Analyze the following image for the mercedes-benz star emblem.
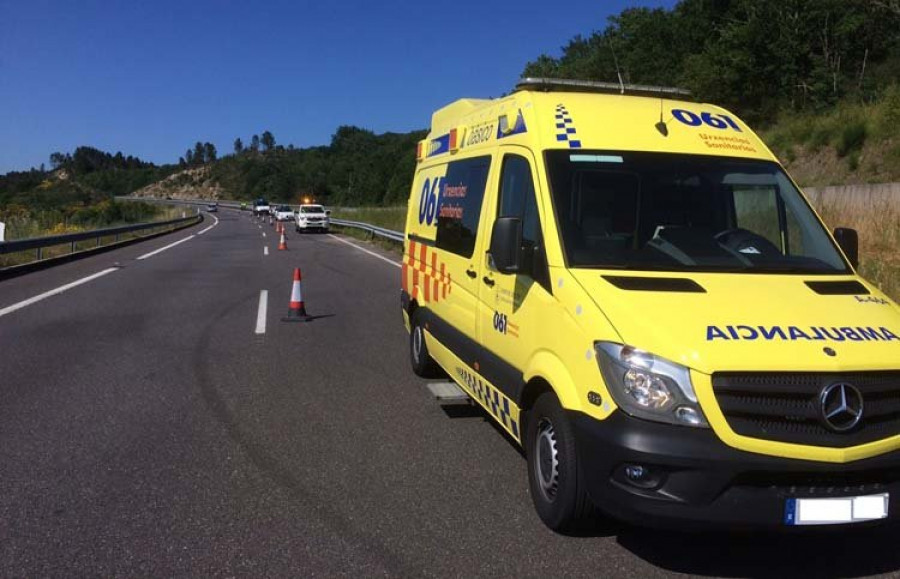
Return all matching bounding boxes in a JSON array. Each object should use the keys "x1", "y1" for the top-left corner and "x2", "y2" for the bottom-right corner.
[{"x1": 819, "y1": 383, "x2": 864, "y2": 432}]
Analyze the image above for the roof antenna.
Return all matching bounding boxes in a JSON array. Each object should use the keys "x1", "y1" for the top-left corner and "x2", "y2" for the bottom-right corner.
[
  {"x1": 655, "y1": 98, "x2": 669, "y2": 137},
  {"x1": 607, "y1": 37, "x2": 625, "y2": 94}
]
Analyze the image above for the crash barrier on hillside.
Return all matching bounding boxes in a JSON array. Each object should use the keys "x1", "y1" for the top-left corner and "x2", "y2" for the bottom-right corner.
[
  {"x1": 328, "y1": 218, "x2": 404, "y2": 243},
  {"x1": 0, "y1": 213, "x2": 202, "y2": 276}
]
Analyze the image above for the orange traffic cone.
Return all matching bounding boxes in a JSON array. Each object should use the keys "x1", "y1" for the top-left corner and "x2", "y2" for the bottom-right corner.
[
  {"x1": 278, "y1": 230, "x2": 287, "y2": 250},
  {"x1": 283, "y1": 268, "x2": 310, "y2": 322}
]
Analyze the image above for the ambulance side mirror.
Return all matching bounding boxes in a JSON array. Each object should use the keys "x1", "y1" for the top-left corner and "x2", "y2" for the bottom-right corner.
[
  {"x1": 833, "y1": 227, "x2": 859, "y2": 269},
  {"x1": 490, "y1": 217, "x2": 523, "y2": 274}
]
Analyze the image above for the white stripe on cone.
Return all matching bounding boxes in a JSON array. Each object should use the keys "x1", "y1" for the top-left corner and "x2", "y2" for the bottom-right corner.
[{"x1": 291, "y1": 280, "x2": 303, "y2": 305}]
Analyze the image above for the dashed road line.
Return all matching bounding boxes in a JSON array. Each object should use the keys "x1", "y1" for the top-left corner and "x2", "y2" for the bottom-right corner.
[
  {"x1": 255, "y1": 290, "x2": 268, "y2": 334},
  {"x1": 264, "y1": 246, "x2": 269, "y2": 256},
  {"x1": 0, "y1": 268, "x2": 119, "y2": 319},
  {"x1": 327, "y1": 234, "x2": 401, "y2": 269}
]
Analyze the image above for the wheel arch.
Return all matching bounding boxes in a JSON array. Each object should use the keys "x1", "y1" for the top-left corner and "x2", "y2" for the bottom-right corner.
[{"x1": 523, "y1": 350, "x2": 584, "y2": 413}]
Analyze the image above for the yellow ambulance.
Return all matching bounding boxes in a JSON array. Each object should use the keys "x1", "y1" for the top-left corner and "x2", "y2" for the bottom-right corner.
[{"x1": 401, "y1": 78, "x2": 900, "y2": 531}]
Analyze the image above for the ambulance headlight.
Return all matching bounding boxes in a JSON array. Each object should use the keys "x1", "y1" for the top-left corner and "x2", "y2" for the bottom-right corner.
[{"x1": 595, "y1": 342, "x2": 709, "y2": 428}]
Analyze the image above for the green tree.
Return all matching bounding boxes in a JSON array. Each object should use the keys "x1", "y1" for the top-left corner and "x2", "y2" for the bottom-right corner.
[
  {"x1": 50, "y1": 152, "x2": 67, "y2": 169},
  {"x1": 250, "y1": 134, "x2": 260, "y2": 153},
  {"x1": 261, "y1": 131, "x2": 275, "y2": 151},
  {"x1": 204, "y1": 142, "x2": 217, "y2": 163},
  {"x1": 234, "y1": 137, "x2": 243, "y2": 154}
]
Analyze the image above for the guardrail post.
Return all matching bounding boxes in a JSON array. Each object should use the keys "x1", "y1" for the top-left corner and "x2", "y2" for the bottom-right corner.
[
  {"x1": 37, "y1": 247, "x2": 42, "y2": 260},
  {"x1": 71, "y1": 241, "x2": 76, "y2": 253}
]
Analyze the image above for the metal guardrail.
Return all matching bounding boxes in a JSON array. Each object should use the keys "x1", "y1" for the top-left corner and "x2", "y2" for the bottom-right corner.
[
  {"x1": 0, "y1": 214, "x2": 202, "y2": 260},
  {"x1": 115, "y1": 196, "x2": 244, "y2": 210},
  {"x1": 118, "y1": 195, "x2": 406, "y2": 243},
  {"x1": 329, "y1": 218, "x2": 404, "y2": 243}
]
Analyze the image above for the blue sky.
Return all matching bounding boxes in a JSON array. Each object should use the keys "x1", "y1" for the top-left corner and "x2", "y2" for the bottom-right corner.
[{"x1": 1, "y1": 0, "x2": 676, "y2": 173}]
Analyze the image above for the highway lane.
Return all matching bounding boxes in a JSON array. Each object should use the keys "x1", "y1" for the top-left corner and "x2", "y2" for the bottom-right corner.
[{"x1": 2, "y1": 210, "x2": 900, "y2": 576}]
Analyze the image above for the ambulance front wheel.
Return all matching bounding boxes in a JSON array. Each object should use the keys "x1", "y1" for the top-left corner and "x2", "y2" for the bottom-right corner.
[
  {"x1": 526, "y1": 391, "x2": 596, "y2": 533},
  {"x1": 410, "y1": 311, "x2": 441, "y2": 378}
]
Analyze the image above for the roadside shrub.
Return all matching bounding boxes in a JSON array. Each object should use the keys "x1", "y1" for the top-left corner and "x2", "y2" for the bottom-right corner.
[
  {"x1": 807, "y1": 126, "x2": 833, "y2": 152},
  {"x1": 836, "y1": 122, "x2": 867, "y2": 158}
]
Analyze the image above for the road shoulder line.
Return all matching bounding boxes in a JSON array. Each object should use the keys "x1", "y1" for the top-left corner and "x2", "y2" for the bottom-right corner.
[
  {"x1": 326, "y1": 234, "x2": 401, "y2": 269},
  {"x1": 0, "y1": 267, "x2": 119, "y2": 319}
]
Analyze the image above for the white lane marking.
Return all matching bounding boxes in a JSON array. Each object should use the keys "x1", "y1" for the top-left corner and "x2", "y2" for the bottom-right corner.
[
  {"x1": 0, "y1": 268, "x2": 119, "y2": 319},
  {"x1": 264, "y1": 246, "x2": 269, "y2": 256},
  {"x1": 262, "y1": 232, "x2": 266, "y2": 238},
  {"x1": 136, "y1": 235, "x2": 196, "y2": 260},
  {"x1": 197, "y1": 212, "x2": 220, "y2": 235},
  {"x1": 327, "y1": 234, "x2": 401, "y2": 269},
  {"x1": 255, "y1": 290, "x2": 268, "y2": 334}
]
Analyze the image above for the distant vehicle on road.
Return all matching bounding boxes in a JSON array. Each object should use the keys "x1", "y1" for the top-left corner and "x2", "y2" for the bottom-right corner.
[
  {"x1": 295, "y1": 204, "x2": 330, "y2": 233},
  {"x1": 275, "y1": 205, "x2": 294, "y2": 221},
  {"x1": 252, "y1": 198, "x2": 270, "y2": 216},
  {"x1": 206, "y1": 203, "x2": 218, "y2": 212}
]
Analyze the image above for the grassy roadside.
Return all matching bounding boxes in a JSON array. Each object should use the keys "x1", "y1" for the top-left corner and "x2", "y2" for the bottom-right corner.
[
  {"x1": 332, "y1": 203, "x2": 898, "y2": 302},
  {"x1": 762, "y1": 86, "x2": 900, "y2": 186},
  {"x1": 0, "y1": 203, "x2": 193, "y2": 268}
]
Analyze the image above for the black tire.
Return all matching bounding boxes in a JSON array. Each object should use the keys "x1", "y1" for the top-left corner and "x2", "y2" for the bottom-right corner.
[
  {"x1": 409, "y1": 310, "x2": 441, "y2": 378},
  {"x1": 525, "y1": 391, "x2": 596, "y2": 533}
]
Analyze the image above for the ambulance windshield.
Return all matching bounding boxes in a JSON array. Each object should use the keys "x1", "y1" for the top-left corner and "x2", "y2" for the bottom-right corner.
[{"x1": 545, "y1": 151, "x2": 849, "y2": 274}]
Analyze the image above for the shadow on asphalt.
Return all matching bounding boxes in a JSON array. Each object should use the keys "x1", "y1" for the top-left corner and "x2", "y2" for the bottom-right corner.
[
  {"x1": 279, "y1": 314, "x2": 336, "y2": 323},
  {"x1": 614, "y1": 524, "x2": 900, "y2": 577},
  {"x1": 445, "y1": 400, "x2": 900, "y2": 577}
]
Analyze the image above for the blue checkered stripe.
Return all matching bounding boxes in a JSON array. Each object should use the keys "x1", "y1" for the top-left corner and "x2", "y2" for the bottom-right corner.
[
  {"x1": 455, "y1": 367, "x2": 519, "y2": 439},
  {"x1": 554, "y1": 104, "x2": 582, "y2": 148}
]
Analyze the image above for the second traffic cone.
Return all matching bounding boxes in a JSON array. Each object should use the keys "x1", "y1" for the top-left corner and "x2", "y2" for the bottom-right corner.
[
  {"x1": 278, "y1": 230, "x2": 287, "y2": 250},
  {"x1": 283, "y1": 268, "x2": 310, "y2": 322}
]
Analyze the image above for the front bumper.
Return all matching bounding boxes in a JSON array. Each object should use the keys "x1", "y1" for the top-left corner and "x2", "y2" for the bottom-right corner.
[{"x1": 573, "y1": 411, "x2": 900, "y2": 529}]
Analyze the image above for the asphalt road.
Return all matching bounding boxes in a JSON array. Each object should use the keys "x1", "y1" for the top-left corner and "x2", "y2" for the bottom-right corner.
[{"x1": 2, "y1": 209, "x2": 900, "y2": 577}]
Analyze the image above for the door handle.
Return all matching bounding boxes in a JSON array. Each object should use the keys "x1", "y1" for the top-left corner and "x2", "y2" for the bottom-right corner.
[
  {"x1": 466, "y1": 268, "x2": 477, "y2": 279},
  {"x1": 482, "y1": 276, "x2": 495, "y2": 287}
]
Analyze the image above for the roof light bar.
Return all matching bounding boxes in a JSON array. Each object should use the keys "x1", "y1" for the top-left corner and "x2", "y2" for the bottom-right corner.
[{"x1": 516, "y1": 77, "x2": 691, "y2": 98}]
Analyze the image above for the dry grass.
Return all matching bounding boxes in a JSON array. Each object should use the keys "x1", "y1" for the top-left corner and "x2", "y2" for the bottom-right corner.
[
  {"x1": 812, "y1": 194, "x2": 900, "y2": 301},
  {"x1": 0, "y1": 205, "x2": 194, "y2": 269}
]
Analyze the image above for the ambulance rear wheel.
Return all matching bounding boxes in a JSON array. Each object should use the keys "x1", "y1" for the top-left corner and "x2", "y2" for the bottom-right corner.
[
  {"x1": 410, "y1": 311, "x2": 441, "y2": 378},
  {"x1": 526, "y1": 391, "x2": 595, "y2": 533}
]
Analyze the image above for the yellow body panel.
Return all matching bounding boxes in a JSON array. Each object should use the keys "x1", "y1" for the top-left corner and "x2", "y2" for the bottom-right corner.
[{"x1": 404, "y1": 87, "x2": 900, "y2": 464}]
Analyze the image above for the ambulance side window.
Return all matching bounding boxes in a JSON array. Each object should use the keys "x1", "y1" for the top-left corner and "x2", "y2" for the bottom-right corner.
[
  {"x1": 435, "y1": 156, "x2": 491, "y2": 258},
  {"x1": 498, "y1": 155, "x2": 550, "y2": 291}
]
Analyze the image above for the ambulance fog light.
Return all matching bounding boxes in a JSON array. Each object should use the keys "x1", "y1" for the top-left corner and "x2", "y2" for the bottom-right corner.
[
  {"x1": 616, "y1": 464, "x2": 663, "y2": 490},
  {"x1": 625, "y1": 464, "x2": 647, "y2": 481}
]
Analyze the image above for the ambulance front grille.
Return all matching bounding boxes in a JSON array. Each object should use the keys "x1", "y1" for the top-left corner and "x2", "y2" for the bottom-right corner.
[{"x1": 711, "y1": 372, "x2": 900, "y2": 448}]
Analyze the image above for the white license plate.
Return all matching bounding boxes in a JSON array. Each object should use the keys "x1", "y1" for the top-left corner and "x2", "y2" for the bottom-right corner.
[{"x1": 785, "y1": 493, "x2": 889, "y2": 525}]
